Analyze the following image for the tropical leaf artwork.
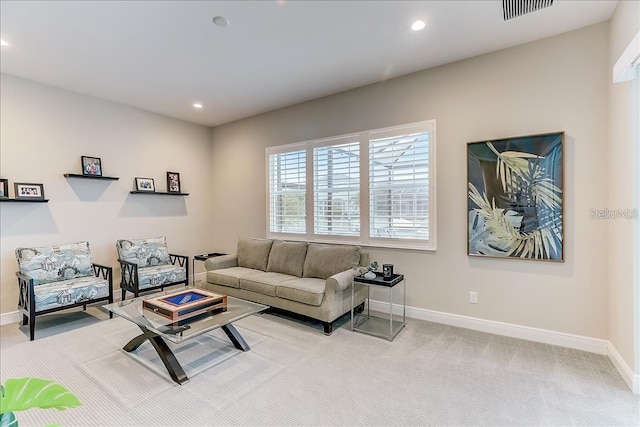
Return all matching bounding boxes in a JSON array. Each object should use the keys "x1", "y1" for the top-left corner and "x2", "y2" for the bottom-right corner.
[{"x1": 467, "y1": 132, "x2": 564, "y2": 261}]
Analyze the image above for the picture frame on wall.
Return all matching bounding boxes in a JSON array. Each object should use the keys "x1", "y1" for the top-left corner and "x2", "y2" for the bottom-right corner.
[
  {"x1": 166, "y1": 172, "x2": 181, "y2": 193},
  {"x1": 467, "y1": 131, "x2": 564, "y2": 262},
  {"x1": 81, "y1": 156, "x2": 102, "y2": 177},
  {"x1": 0, "y1": 179, "x2": 8, "y2": 198},
  {"x1": 14, "y1": 182, "x2": 45, "y2": 200},
  {"x1": 135, "y1": 177, "x2": 155, "y2": 192}
]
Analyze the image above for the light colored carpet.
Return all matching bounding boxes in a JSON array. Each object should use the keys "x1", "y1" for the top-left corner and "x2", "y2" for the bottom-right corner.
[{"x1": 0, "y1": 307, "x2": 638, "y2": 427}]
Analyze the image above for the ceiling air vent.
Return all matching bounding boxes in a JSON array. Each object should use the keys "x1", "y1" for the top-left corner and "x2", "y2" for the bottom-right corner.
[{"x1": 503, "y1": 0, "x2": 554, "y2": 21}]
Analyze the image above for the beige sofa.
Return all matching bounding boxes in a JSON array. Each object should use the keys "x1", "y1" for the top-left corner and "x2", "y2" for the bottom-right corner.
[{"x1": 202, "y1": 238, "x2": 368, "y2": 334}]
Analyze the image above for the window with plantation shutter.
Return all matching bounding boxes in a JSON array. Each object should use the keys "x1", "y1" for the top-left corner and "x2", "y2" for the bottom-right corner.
[
  {"x1": 369, "y1": 130, "x2": 430, "y2": 241},
  {"x1": 314, "y1": 139, "x2": 360, "y2": 236},
  {"x1": 266, "y1": 120, "x2": 436, "y2": 250},
  {"x1": 268, "y1": 148, "x2": 306, "y2": 234}
]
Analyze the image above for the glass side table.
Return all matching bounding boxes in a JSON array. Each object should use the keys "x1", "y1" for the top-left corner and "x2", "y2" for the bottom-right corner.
[
  {"x1": 351, "y1": 272, "x2": 406, "y2": 341},
  {"x1": 192, "y1": 252, "x2": 226, "y2": 285}
]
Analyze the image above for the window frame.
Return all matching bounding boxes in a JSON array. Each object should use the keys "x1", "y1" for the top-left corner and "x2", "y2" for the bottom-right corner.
[{"x1": 266, "y1": 120, "x2": 437, "y2": 251}]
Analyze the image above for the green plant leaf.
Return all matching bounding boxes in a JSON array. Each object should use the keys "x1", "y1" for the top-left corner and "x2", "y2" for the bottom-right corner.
[{"x1": 0, "y1": 378, "x2": 81, "y2": 414}]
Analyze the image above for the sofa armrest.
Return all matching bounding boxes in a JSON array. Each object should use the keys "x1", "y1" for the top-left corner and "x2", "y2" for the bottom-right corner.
[
  {"x1": 92, "y1": 263, "x2": 113, "y2": 298},
  {"x1": 16, "y1": 272, "x2": 34, "y2": 293},
  {"x1": 16, "y1": 271, "x2": 33, "y2": 285},
  {"x1": 326, "y1": 268, "x2": 361, "y2": 292},
  {"x1": 92, "y1": 262, "x2": 112, "y2": 281},
  {"x1": 169, "y1": 253, "x2": 188, "y2": 267},
  {"x1": 118, "y1": 258, "x2": 137, "y2": 267},
  {"x1": 16, "y1": 272, "x2": 36, "y2": 313},
  {"x1": 205, "y1": 254, "x2": 238, "y2": 270},
  {"x1": 118, "y1": 258, "x2": 139, "y2": 287}
]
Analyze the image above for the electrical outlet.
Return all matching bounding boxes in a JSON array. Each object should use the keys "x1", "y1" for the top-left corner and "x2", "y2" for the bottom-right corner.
[{"x1": 469, "y1": 291, "x2": 478, "y2": 304}]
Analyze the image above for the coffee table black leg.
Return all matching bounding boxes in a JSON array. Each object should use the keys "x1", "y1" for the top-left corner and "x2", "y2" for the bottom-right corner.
[
  {"x1": 123, "y1": 326, "x2": 189, "y2": 385},
  {"x1": 222, "y1": 324, "x2": 250, "y2": 351},
  {"x1": 122, "y1": 332, "x2": 150, "y2": 352}
]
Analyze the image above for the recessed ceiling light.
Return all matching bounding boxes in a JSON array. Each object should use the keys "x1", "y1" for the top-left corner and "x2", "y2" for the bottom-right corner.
[
  {"x1": 411, "y1": 20, "x2": 426, "y2": 31},
  {"x1": 193, "y1": 103, "x2": 203, "y2": 109},
  {"x1": 212, "y1": 16, "x2": 230, "y2": 27},
  {"x1": 0, "y1": 39, "x2": 9, "y2": 46}
]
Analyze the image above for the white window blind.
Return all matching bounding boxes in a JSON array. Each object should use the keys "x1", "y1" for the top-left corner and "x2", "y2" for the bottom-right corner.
[
  {"x1": 266, "y1": 119, "x2": 436, "y2": 250},
  {"x1": 314, "y1": 140, "x2": 360, "y2": 236},
  {"x1": 369, "y1": 131, "x2": 430, "y2": 241},
  {"x1": 268, "y1": 149, "x2": 306, "y2": 234}
]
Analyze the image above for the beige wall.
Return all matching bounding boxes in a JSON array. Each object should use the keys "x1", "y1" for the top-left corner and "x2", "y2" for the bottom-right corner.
[
  {"x1": 0, "y1": 74, "x2": 213, "y2": 315},
  {"x1": 210, "y1": 23, "x2": 611, "y2": 339},
  {"x1": 608, "y1": 0, "x2": 640, "y2": 373}
]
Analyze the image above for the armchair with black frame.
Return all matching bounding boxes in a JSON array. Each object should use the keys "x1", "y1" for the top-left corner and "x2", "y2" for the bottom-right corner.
[
  {"x1": 15, "y1": 241, "x2": 113, "y2": 341},
  {"x1": 115, "y1": 236, "x2": 188, "y2": 300}
]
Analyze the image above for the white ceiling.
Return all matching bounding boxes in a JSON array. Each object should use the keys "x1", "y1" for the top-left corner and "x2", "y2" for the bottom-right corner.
[{"x1": 0, "y1": 1, "x2": 618, "y2": 127}]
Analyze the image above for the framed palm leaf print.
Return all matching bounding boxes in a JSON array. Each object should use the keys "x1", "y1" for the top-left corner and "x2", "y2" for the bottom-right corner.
[{"x1": 467, "y1": 131, "x2": 564, "y2": 262}]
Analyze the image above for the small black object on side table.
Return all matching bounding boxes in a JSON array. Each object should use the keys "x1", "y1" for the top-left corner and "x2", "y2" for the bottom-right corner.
[
  {"x1": 351, "y1": 272, "x2": 406, "y2": 341},
  {"x1": 192, "y1": 252, "x2": 226, "y2": 285}
]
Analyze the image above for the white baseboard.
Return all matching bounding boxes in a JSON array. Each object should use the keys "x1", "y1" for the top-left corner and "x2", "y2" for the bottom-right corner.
[
  {"x1": 1, "y1": 310, "x2": 21, "y2": 326},
  {"x1": 607, "y1": 342, "x2": 640, "y2": 394},
  {"x1": 368, "y1": 299, "x2": 639, "y2": 394},
  {"x1": 368, "y1": 299, "x2": 609, "y2": 353}
]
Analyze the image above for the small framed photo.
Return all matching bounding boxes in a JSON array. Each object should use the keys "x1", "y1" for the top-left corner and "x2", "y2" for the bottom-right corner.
[
  {"x1": 167, "y1": 172, "x2": 181, "y2": 193},
  {"x1": 81, "y1": 156, "x2": 102, "y2": 177},
  {"x1": 382, "y1": 264, "x2": 394, "y2": 278},
  {"x1": 135, "y1": 177, "x2": 155, "y2": 192},
  {"x1": 14, "y1": 182, "x2": 45, "y2": 200},
  {"x1": 0, "y1": 179, "x2": 8, "y2": 198}
]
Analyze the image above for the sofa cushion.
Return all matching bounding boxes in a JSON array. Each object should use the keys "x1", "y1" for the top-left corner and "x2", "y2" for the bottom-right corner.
[
  {"x1": 302, "y1": 244, "x2": 361, "y2": 280},
  {"x1": 15, "y1": 241, "x2": 94, "y2": 285},
  {"x1": 237, "y1": 238, "x2": 273, "y2": 271},
  {"x1": 137, "y1": 264, "x2": 186, "y2": 290},
  {"x1": 116, "y1": 237, "x2": 170, "y2": 267},
  {"x1": 276, "y1": 277, "x2": 325, "y2": 306},
  {"x1": 33, "y1": 276, "x2": 110, "y2": 312},
  {"x1": 240, "y1": 271, "x2": 296, "y2": 297},
  {"x1": 266, "y1": 240, "x2": 308, "y2": 277},
  {"x1": 207, "y1": 267, "x2": 262, "y2": 289}
]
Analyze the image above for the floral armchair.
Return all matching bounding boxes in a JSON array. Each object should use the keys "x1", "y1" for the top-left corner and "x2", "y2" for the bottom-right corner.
[
  {"x1": 115, "y1": 236, "x2": 188, "y2": 299},
  {"x1": 15, "y1": 241, "x2": 113, "y2": 341}
]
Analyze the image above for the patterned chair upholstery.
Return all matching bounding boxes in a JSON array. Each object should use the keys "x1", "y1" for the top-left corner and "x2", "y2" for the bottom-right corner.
[
  {"x1": 15, "y1": 241, "x2": 113, "y2": 341},
  {"x1": 115, "y1": 236, "x2": 188, "y2": 299}
]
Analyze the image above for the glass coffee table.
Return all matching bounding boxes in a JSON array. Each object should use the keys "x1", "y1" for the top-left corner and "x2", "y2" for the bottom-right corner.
[{"x1": 104, "y1": 289, "x2": 268, "y2": 385}]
